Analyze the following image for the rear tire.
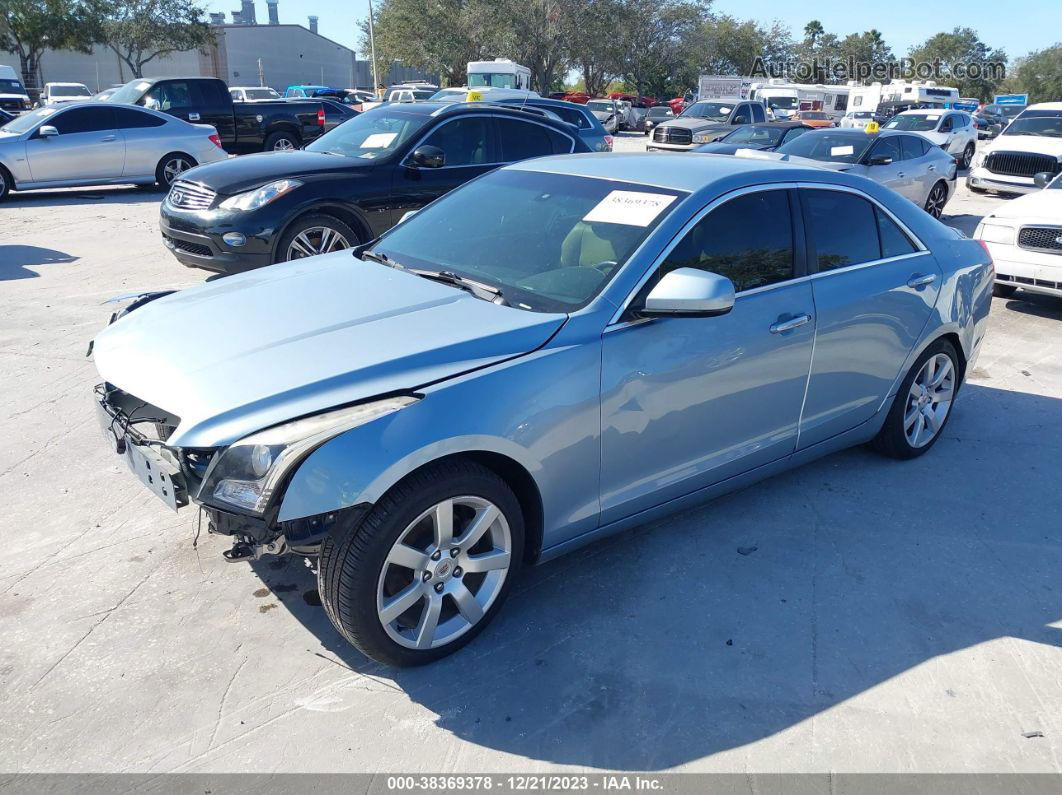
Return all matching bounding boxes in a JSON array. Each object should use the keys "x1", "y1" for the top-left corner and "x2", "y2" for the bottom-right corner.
[
  {"x1": 275, "y1": 213, "x2": 359, "y2": 263},
  {"x1": 0, "y1": 164, "x2": 11, "y2": 201},
  {"x1": 924, "y1": 181, "x2": 948, "y2": 219},
  {"x1": 318, "y1": 460, "x2": 525, "y2": 666},
  {"x1": 155, "y1": 153, "x2": 196, "y2": 189},
  {"x1": 993, "y1": 283, "x2": 1018, "y2": 298},
  {"x1": 264, "y1": 131, "x2": 300, "y2": 151},
  {"x1": 869, "y1": 339, "x2": 959, "y2": 460}
]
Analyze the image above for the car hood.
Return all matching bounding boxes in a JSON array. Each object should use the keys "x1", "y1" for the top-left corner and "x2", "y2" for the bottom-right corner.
[
  {"x1": 695, "y1": 142, "x2": 769, "y2": 155},
  {"x1": 178, "y1": 150, "x2": 371, "y2": 195},
  {"x1": 984, "y1": 188, "x2": 1062, "y2": 222},
  {"x1": 985, "y1": 135, "x2": 1062, "y2": 158},
  {"x1": 92, "y1": 253, "x2": 567, "y2": 448}
]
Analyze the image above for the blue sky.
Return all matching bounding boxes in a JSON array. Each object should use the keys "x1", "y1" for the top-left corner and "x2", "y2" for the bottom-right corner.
[{"x1": 210, "y1": 0, "x2": 1058, "y2": 63}]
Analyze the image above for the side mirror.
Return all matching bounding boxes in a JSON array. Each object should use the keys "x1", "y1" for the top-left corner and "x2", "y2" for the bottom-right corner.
[
  {"x1": 732, "y1": 115, "x2": 748, "y2": 125},
  {"x1": 38, "y1": 125, "x2": 59, "y2": 137},
  {"x1": 641, "y1": 268, "x2": 735, "y2": 318},
  {"x1": 868, "y1": 154, "x2": 893, "y2": 166},
  {"x1": 1033, "y1": 171, "x2": 1053, "y2": 189},
  {"x1": 410, "y1": 145, "x2": 445, "y2": 169}
]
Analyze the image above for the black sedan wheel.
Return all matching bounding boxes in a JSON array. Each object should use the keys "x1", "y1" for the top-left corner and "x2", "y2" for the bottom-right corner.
[
  {"x1": 276, "y1": 213, "x2": 359, "y2": 262},
  {"x1": 924, "y1": 182, "x2": 948, "y2": 219}
]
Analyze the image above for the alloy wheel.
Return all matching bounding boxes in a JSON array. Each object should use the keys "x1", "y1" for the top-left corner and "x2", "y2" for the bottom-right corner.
[
  {"x1": 925, "y1": 184, "x2": 947, "y2": 219},
  {"x1": 273, "y1": 137, "x2": 296, "y2": 151},
  {"x1": 904, "y1": 353, "x2": 955, "y2": 448},
  {"x1": 163, "y1": 157, "x2": 190, "y2": 186},
  {"x1": 285, "y1": 226, "x2": 350, "y2": 259},
  {"x1": 376, "y1": 496, "x2": 512, "y2": 650}
]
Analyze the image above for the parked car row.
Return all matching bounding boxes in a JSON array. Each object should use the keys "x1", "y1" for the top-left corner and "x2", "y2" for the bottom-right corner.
[{"x1": 90, "y1": 149, "x2": 994, "y2": 666}]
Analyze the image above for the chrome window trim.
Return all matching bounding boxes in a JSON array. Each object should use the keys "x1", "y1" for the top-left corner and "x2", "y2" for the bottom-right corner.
[
  {"x1": 401, "y1": 112, "x2": 575, "y2": 171},
  {"x1": 607, "y1": 181, "x2": 930, "y2": 328}
]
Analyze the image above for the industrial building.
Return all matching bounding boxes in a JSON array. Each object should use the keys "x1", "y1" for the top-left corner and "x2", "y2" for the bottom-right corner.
[{"x1": 0, "y1": 0, "x2": 434, "y2": 95}]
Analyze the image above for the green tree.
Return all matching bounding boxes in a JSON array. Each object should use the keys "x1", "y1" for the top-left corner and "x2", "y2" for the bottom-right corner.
[
  {"x1": 0, "y1": 0, "x2": 102, "y2": 93},
  {"x1": 1004, "y1": 44, "x2": 1062, "y2": 103},
  {"x1": 100, "y1": 0, "x2": 213, "y2": 79},
  {"x1": 566, "y1": 0, "x2": 626, "y2": 97},
  {"x1": 615, "y1": 0, "x2": 707, "y2": 99},
  {"x1": 803, "y1": 20, "x2": 824, "y2": 48},
  {"x1": 908, "y1": 27, "x2": 1007, "y2": 99},
  {"x1": 836, "y1": 29, "x2": 895, "y2": 83},
  {"x1": 494, "y1": 0, "x2": 574, "y2": 93}
]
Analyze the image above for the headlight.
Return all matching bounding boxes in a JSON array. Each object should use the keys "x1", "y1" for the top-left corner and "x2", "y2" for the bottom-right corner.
[
  {"x1": 219, "y1": 178, "x2": 302, "y2": 211},
  {"x1": 692, "y1": 132, "x2": 713, "y2": 143},
  {"x1": 977, "y1": 223, "x2": 1015, "y2": 245},
  {"x1": 201, "y1": 395, "x2": 419, "y2": 514},
  {"x1": 972, "y1": 150, "x2": 986, "y2": 168}
]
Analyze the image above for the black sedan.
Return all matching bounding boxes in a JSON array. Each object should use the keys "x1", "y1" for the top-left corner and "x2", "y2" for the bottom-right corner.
[
  {"x1": 693, "y1": 122, "x2": 812, "y2": 155},
  {"x1": 160, "y1": 102, "x2": 590, "y2": 274}
]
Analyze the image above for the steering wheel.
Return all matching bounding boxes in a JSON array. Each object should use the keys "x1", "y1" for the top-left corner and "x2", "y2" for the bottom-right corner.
[{"x1": 591, "y1": 260, "x2": 619, "y2": 275}]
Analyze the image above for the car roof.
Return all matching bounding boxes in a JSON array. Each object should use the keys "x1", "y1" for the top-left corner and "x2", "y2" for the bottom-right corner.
[
  {"x1": 1026, "y1": 102, "x2": 1062, "y2": 111},
  {"x1": 506, "y1": 151, "x2": 855, "y2": 192},
  {"x1": 744, "y1": 121, "x2": 807, "y2": 129}
]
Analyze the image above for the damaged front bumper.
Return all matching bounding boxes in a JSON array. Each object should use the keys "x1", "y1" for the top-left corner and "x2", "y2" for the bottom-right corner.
[{"x1": 94, "y1": 383, "x2": 364, "y2": 560}]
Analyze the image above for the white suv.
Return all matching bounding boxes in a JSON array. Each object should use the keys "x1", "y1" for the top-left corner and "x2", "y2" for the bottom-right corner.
[
  {"x1": 882, "y1": 110, "x2": 978, "y2": 169},
  {"x1": 967, "y1": 103, "x2": 1062, "y2": 195}
]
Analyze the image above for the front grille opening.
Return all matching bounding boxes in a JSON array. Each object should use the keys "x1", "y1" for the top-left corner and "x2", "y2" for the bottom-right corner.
[
  {"x1": 164, "y1": 234, "x2": 213, "y2": 258},
  {"x1": 1018, "y1": 227, "x2": 1062, "y2": 254},
  {"x1": 985, "y1": 151, "x2": 1061, "y2": 179},
  {"x1": 167, "y1": 180, "x2": 218, "y2": 210},
  {"x1": 98, "y1": 384, "x2": 181, "y2": 443}
]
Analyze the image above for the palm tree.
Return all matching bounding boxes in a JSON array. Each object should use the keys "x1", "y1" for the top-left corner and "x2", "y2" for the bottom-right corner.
[{"x1": 804, "y1": 20, "x2": 824, "y2": 47}]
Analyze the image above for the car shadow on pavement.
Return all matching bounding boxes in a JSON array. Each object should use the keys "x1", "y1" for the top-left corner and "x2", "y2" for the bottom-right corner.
[
  {"x1": 941, "y1": 213, "x2": 983, "y2": 238},
  {"x1": 6, "y1": 186, "x2": 163, "y2": 207},
  {"x1": 0, "y1": 245, "x2": 79, "y2": 281},
  {"x1": 1001, "y1": 292, "x2": 1062, "y2": 320},
  {"x1": 251, "y1": 382, "x2": 1061, "y2": 770}
]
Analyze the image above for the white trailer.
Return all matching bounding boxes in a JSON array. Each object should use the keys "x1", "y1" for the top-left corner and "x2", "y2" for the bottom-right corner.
[
  {"x1": 750, "y1": 79, "x2": 857, "y2": 122},
  {"x1": 467, "y1": 59, "x2": 532, "y2": 91},
  {"x1": 849, "y1": 80, "x2": 959, "y2": 113}
]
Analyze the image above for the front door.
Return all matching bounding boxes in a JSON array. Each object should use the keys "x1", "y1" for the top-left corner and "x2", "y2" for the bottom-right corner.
[
  {"x1": 797, "y1": 187, "x2": 942, "y2": 448},
  {"x1": 599, "y1": 188, "x2": 816, "y2": 524},
  {"x1": 856, "y1": 136, "x2": 917, "y2": 200},
  {"x1": 390, "y1": 115, "x2": 499, "y2": 225},
  {"x1": 25, "y1": 105, "x2": 124, "y2": 182}
]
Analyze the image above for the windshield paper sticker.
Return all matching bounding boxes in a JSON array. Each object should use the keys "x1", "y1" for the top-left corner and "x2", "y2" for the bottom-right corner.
[
  {"x1": 830, "y1": 145, "x2": 855, "y2": 156},
  {"x1": 583, "y1": 191, "x2": 677, "y2": 227},
  {"x1": 362, "y1": 132, "x2": 397, "y2": 148}
]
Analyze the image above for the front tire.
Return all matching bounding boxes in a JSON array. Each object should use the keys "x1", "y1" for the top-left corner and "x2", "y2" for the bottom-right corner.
[
  {"x1": 869, "y1": 339, "x2": 959, "y2": 460},
  {"x1": 275, "y1": 213, "x2": 359, "y2": 263},
  {"x1": 318, "y1": 460, "x2": 525, "y2": 666},
  {"x1": 959, "y1": 142, "x2": 975, "y2": 170},
  {"x1": 155, "y1": 153, "x2": 195, "y2": 189},
  {"x1": 993, "y1": 283, "x2": 1018, "y2": 298}
]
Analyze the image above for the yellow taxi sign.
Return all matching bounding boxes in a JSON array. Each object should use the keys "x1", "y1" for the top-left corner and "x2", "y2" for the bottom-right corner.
[
  {"x1": 865, "y1": 121, "x2": 880, "y2": 134},
  {"x1": 466, "y1": 91, "x2": 483, "y2": 103}
]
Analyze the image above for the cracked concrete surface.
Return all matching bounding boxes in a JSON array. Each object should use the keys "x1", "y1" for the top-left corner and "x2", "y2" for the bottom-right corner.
[{"x1": 1, "y1": 137, "x2": 1060, "y2": 773}]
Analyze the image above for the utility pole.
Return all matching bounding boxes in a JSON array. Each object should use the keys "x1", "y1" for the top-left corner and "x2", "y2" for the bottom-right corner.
[
  {"x1": 367, "y1": 0, "x2": 379, "y2": 93},
  {"x1": 257, "y1": 58, "x2": 265, "y2": 87}
]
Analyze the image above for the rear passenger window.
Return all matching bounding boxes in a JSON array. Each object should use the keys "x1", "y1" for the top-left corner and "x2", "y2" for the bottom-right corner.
[
  {"x1": 876, "y1": 208, "x2": 917, "y2": 258},
  {"x1": 659, "y1": 190, "x2": 794, "y2": 291},
  {"x1": 497, "y1": 118, "x2": 572, "y2": 160},
  {"x1": 113, "y1": 107, "x2": 165, "y2": 128},
  {"x1": 751, "y1": 103, "x2": 766, "y2": 123},
  {"x1": 804, "y1": 190, "x2": 880, "y2": 270},
  {"x1": 900, "y1": 135, "x2": 926, "y2": 160}
]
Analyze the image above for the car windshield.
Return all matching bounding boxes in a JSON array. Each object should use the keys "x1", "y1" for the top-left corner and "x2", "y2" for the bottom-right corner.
[
  {"x1": 884, "y1": 114, "x2": 941, "y2": 131},
  {"x1": 52, "y1": 84, "x2": 91, "y2": 96},
  {"x1": 723, "y1": 125, "x2": 783, "y2": 145},
  {"x1": 429, "y1": 88, "x2": 467, "y2": 102},
  {"x1": 372, "y1": 170, "x2": 686, "y2": 313},
  {"x1": 776, "y1": 131, "x2": 873, "y2": 164},
  {"x1": 305, "y1": 110, "x2": 429, "y2": 158},
  {"x1": 767, "y1": 96, "x2": 798, "y2": 109},
  {"x1": 851, "y1": 112, "x2": 873, "y2": 119},
  {"x1": 469, "y1": 73, "x2": 518, "y2": 89},
  {"x1": 1001, "y1": 106, "x2": 1025, "y2": 117},
  {"x1": 0, "y1": 79, "x2": 25, "y2": 93},
  {"x1": 1002, "y1": 115, "x2": 1062, "y2": 137},
  {"x1": 243, "y1": 88, "x2": 279, "y2": 100},
  {"x1": 647, "y1": 107, "x2": 671, "y2": 117},
  {"x1": 104, "y1": 80, "x2": 154, "y2": 104},
  {"x1": 680, "y1": 102, "x2": 733, "y2": 122},
  {"x1": 801, "y1": 112, "x2": 828, "y2": 120},
  {"x1": 585, "y1": 101, "x2": 615, "y2": 113},
  {"x1": 0, "y1": 105, "x2": 58, "y2": 134}
]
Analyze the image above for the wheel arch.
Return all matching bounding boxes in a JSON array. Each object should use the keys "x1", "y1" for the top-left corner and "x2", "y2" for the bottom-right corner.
[{"x1": 270, "y1": 203, "x2": 371, "y2": 261}]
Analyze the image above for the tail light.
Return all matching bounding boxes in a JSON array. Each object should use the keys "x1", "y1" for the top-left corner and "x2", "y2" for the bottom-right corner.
[
  {"x1": 208, "y1": 133, "x2": 223, "y2": 148},
  {"x1": 604, "y1": 135, "x2": 614, "y2": 152},
  {"x1": 317, "y1": 107, "x2": 326, "y2": 127},
  {"x1": 978, "y1": 239, "x2": 994, "y2": 269}
]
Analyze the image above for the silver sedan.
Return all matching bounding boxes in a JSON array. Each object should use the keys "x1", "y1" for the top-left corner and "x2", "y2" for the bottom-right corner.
[
  {"x1": 0, "y1": 101, "x2": 227, "y2": 200},
  {"x1": 738, "y1": 128, "x2": 958, "y2": 218}
]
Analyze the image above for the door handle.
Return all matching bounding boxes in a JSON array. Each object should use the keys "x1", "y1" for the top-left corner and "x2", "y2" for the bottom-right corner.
[
  {"x1": 189, "y1": 112, "x2": 200, "y2": 121},
  {"x1": 896, "y1": 171, "x2": 905, "y2": 178},
  {"x1": 100, "y1": 135, "x2": 117, "y2": 142},
  {"x1": 770, "y1": 313, "x2": 812, "y2": 334},
  {"x1": 907, "y1": 273, "x2": 937, "y2": 289},
  {"x1": 927, "y1": 165, "x2": 936, "y2": 172}
]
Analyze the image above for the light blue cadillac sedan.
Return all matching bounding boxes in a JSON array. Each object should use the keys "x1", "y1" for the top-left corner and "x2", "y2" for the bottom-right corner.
[{"x1": 91, "y1": 153, "x2": 993, "y2": 666}]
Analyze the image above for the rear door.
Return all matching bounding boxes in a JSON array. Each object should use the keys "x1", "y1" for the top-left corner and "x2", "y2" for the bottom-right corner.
[
  {"x1": 25, "y1": 105, "x2": 123, "y2": 182},
  {"x1": 863, "y1": 136, "x2": 917, "y2": 200},
  {"x1": 796, "y1": 187, "x2": 942, "y2": 448}
]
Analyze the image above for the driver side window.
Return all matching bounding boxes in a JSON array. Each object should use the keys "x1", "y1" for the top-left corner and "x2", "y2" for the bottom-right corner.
[
  {"x1": 656, "y1": 190, "x2": 795, "y2": 293},
  {"x1": 420, "y1": 117, "x2": 494, "y2": 166}
]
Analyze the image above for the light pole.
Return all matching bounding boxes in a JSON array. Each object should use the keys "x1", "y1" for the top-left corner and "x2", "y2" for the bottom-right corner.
[{"x1": 367, "y1": 0, "x2": 379, "y2": 93}]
